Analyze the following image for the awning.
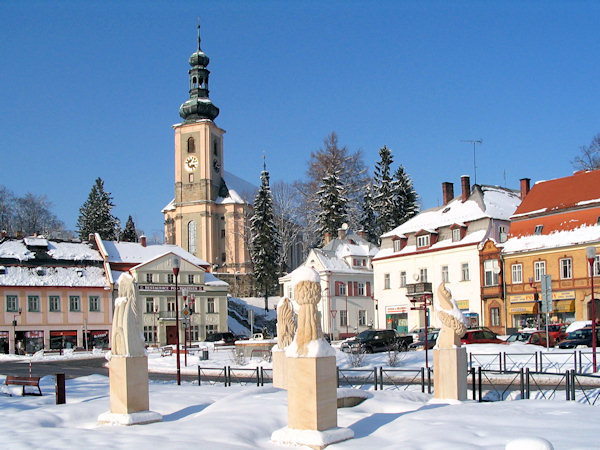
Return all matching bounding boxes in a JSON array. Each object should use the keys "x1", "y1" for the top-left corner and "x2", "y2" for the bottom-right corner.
[
  {"x1": 554, "y1": 300, "x2": 575, "y2": 313},
  {"x1": 509, "y1": 303, "x2": 537, "y2": 314},
  {"x1": 50, "y1": 330, "x2": 77, "y2": 337}
]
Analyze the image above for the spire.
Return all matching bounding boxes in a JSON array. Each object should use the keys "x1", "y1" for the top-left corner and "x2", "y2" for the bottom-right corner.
[{"x1": 179, "y1": 23, "x2": 219, "y2": 123}]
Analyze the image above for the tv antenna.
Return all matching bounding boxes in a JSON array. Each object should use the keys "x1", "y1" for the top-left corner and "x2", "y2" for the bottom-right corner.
[{"x1": 461, "y1": 139, "x2": 482, "y2": 184}]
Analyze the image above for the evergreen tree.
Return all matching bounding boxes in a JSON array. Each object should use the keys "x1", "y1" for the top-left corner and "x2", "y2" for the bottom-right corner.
[
  {"x1": 373, "y1": 145, "x2": 396, "y2": 237},
  {"x1": 316, "y1": 168, "x2": 348, "y2": 242},
  {"x1": 359, "y1": 184, "x2": 378, "y2": 244},
  {"x1": 120, "y1": 215, "x2": 138, "y2": 242},
  {"x1": 250, "y1": 162, "x2": 281, "y2": 312},
  {"x1": 77, "y1": 178, "x2": 120, "y2": 240},
  {"x1": 392, "y1": 165, "x2": 420, "y2": 225}
]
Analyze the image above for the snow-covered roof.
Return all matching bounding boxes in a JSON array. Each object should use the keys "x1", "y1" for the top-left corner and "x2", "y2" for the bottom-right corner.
[
  {"x1": 502, "y1": 224, "x2": 600, "y2": 254},
  {"x1": 0, "y1": 266, "x2": 107, "y2": 287},
  {"x1": 217, "y1": 171, "x2": 257, "y2": 205},
  {"x1": 0, "y1": 239, "x2": 102, "y2": 262},
  {"x1": 204, "y1": 272, "x2": 229, "y2": 287},
  {"x1": 382, "y1": 185, "x2": 520, "y2": 238},
  {"x1": 99, "y1": 239, "x2": 210, "y2": 268},
  {"x1": 375, "y1": 230, "x2": 486, "y2": 259}
]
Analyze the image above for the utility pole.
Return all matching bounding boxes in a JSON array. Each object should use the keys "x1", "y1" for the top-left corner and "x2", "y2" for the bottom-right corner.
[{"x1": 461, "y1": 139, "x2": 483, "y2": 185}]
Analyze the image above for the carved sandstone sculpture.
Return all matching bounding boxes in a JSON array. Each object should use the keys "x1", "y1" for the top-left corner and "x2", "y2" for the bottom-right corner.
[
  {"x1": 436, "y1": 282, "x2": 467, "y2": 349},
  {"x1": 110, "y1": 273, "x2": 145, "y2": 357},
  {"x1": 277, "y1": 297, "x2": 296, "y2": 349},
  {"x1": 294, "y1": 279, "x2": 323, "y2": 356}
]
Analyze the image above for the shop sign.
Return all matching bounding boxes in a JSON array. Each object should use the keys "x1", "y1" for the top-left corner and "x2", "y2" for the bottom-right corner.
[
  {"x1": 0, "y1": 331, "x2": 8, "y2": 338},
  {"x1": 50, "y1": 330, "x2": 77, "y2": 337},
  {"x1": 385, "y1": 305, "x2": 408, "y2": 314},
  {"x1": 553, "y1": 290, "x2": 575, "y2": 300},
  {"x1": 138, "y1": 285, "x2": 205, "y2": 292},
  {"x1": 25, "y1": 331, "x2": 44, "y2": 338},
  {"x1": 456, "y1": 300, "x2": 469, "y2": 310},
  {"x1": 90, "y1": 330, "x2": 108, "y2": 338}
]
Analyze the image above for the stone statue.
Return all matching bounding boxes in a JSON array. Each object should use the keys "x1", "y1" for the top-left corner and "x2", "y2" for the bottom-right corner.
[
  {"x1": 111, "y1": 273, "x2": 145, "y2": 357},
  {"x1": 295, "y1": 276, "x2": 323, "y2": 356},
  {"x1": 277, "y1": 297, "x2": 296, "y2": 349},
  {"x1": 436, "y1": 282, "x2": 467, "y2": 349}
]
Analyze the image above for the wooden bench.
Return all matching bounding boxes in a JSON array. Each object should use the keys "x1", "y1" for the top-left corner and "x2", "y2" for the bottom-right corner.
[{"x1": 5, "y1": 376, "x2": 42, "y2": 396}]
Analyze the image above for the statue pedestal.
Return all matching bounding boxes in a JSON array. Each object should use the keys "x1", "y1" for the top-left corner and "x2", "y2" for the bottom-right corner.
[
  {"x1": 272, "y1": 355, "x2": 353, "y2": 449},
  {"x1": 272, "y1": 348, "x2": 287, "y2": 389},
  {"x1": 98, "y1": 355, "x2": 162, "y2": 425},
  {"x1": 433, "y1": 347, "x2": 467, "y2": 401}
]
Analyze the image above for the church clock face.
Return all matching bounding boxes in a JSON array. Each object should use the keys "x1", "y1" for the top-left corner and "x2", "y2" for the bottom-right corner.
[{"x1": 185, "y1": 155, "x2": 199, "y2": 172}]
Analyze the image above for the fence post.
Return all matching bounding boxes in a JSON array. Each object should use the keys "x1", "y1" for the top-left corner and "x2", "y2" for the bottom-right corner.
[
  {"x1": 525, "y1": 368, "x2": 530, "y2": 399},
  {"x1": 380, "y1": 367, "x2": 384, "y2": 391},
  {"x1": 535, "y1": 352, "x2": 538, "y2": 372},
  {"x1": 225, "y1": 366, "x2": 229, "y2": 387},
  {"x1": 539, "y1": 351, "x2": 543, "y2": 372},
  {"x1": 519, "y1": 368, "x2": 524, "y2": 400},
  {"x1": 421, "y1": 367, "x2": 425, "y2": 393},
  {"x1": 503, "y1": 352, "x2": 506, "y2": 373},
  {"x1": 498, "y1": 352, "x2": 502, "y2": 372},
  {"x1": 469, "y1": 352, "x2": 472, "y2": 368},
  {"x1": 477, "y1": 367, "x2": 482, "y2": 402},
  {"x1": 571, "y1": 370, "x2": 576, "y2": 401},
  {"x1": 428, "y1": 367, "x2": 432, "y2": 394},
  {"x1": 55, "y1": 373, "x2": 65, "y2": 405},
  {"x1": 374, "y1": 368, "x2": 378, "y2": 391},
  {"x1": 574, "y1": 350, "x2": 577, "y2": 373},
  {"x1": 336, "y1": 367, "x2": 340, "y2": 388},
  {"x1": 565, "y1": 370, "x2": 570, "y2": 401},
  {"x1": 261, "y1": 367, "x2": 264, "y2": 386},
  {"x1": 471, "y1": 367, "x2": 476, "y2": 401},
  {"x1": 578, "y1": 350, "x2": 582, "y2": 373},
  {"x1": 197, "y1": 366, "x2": 202, "y2": 386},
  {"x1": 256, "y1": 367, "x2": 260, "y2": 387}
]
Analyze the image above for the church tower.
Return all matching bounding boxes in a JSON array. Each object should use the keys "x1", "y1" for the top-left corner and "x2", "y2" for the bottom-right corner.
[{"x1": 164, "y1": 26, "x2": 251, "y2": 274}]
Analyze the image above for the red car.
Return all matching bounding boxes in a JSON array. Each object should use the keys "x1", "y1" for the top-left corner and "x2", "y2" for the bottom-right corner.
[
  {"x1": 546, "y1": 323, "x2": 568, "y2": 342},
  {"x1": 461, "y1": 328, "x2": 505, "y2": 345},
  {"x1": 507, "y1": 331, "x2": 556, "y2": 347}
]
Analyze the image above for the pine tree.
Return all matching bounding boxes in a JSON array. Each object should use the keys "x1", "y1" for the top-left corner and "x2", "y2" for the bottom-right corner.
[
  {"x1": 77, "y1": 178, "x2": 121, "y2": 240},
  {"x1": 373, "y1": 145, "x2": 396, "y2": 237},
  {"x1": 392, "y1": 165, "x2": 419, "y2": 225},
  {"x1": 316, "y1": 168, "x2": 348, "y2": 242},
  {"x1": 120, "y1": 215, "x2": 138, "y2": 242},
  {"x1": 250, "y1": 162, "x2": 281, "y2": 312},
  {"x1": 359, "y1": 184, "x2": 378, "y2": 244}
]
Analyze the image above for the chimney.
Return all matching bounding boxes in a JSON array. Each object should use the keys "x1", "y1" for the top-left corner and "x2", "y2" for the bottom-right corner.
[
  {"x1": 16, "y1": 230, "x2": 24, "y2": 239},
  {"x1": 140, "y1": 235, "x2": 147, "y2": 247},
  {"x1": 442, "y1": 182, "x2": 454, "y2": 205},
  {"x1": 1, "y1": 230, "x2": 6, "y2": 239},
  {"x1": 461, "y1": 175, "x2": 470, "y2": 202},
  {"x1": 358, "y1": 230, "x2": 366, "y2": 239},
  {"x1": 337, "y1": 228, "x2": 346, "y2": 240},
  {"x1": 520, "y1": 178, "x2": 531, "y2": 200},
  {"x1": 88, "y1": 233, "x2": 95, "y2": 243},
  {"x1": 324, "y1": 232, "x2": 332, "y2": 245}
]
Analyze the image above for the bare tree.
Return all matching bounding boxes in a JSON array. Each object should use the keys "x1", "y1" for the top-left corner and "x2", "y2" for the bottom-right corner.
[
  {"x1": 572, "y1": 133, "x2": 600, "y2": 170},
  {"x1": 272, "y1": 180, "x2": 303, "y2": 273},
  {"x1": 0, "y1": 186, "x2": 15, "y2": 233},
  {"x1": 13, "y1": 192, "x2": 65, "y2": 237}
]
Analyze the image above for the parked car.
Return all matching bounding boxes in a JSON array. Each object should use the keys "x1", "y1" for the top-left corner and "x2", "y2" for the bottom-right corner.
[
  {"x1": 408, "y1": 330, "x2": 439, "y2": 351},
  {"x1": 460, "y1": 328, "x2": 505, "y2": 345},
  {"x1": 341, "y1": 329, "x2": 412, "y2": 353},
  {"x1": 506, "y1": 331, "x2": 556, "y2": 347},
  {"x1": 558, "y1": 327, "x2": 600, "y2": 349},
  {"x1": 546, "y1": 323, "x2": 568, "y2": 342},
  {"x1": 204, "y1": 332, "x2": 236, "y2": 345},
  {"x1": 565, "y1": 320, "x2": 592, "y2": 334}
]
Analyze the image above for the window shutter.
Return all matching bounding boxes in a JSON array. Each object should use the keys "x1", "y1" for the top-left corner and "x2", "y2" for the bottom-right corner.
[
  {"x1": 335, "y1": 282, "x2": 340, "y2": 296},
  {"x1": 348, "y1": 282, "x2": 353, "y2": 296},
  {"x1": 366, "y1": 282, "x2": 371, "y2": 297},
  {"x1": 354, "y1": 282, "x2": 358, "y2": 296}
]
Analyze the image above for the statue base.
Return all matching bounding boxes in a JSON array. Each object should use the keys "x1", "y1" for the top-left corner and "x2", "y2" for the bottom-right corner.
[
  {"x1": 272, "y1": 348, "x2": 287, "y2": 389},
  {"x1": 433, "y1": 347, "x2": 467, "y2": 400},
  {"x1": 271, "y1": 426, "x2": 354, "y2": 449},
  {"x1": 98, "y1": 410, "x2": 162, "y2": 426},
  {"x1": 107, "y1": 355, "x2": 154, "y2": 414}
]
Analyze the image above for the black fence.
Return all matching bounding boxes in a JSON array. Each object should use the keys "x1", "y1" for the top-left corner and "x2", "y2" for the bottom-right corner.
[
  {"x1": 196, "y1": 366, "x2": 270, "y2": 386},
  {"x1": 468, "y1": 350, "x2": 596, "y2": 373}
]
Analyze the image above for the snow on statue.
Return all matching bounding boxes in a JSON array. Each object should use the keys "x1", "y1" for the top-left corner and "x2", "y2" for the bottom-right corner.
[
  {"x1": 436, "y1": 282, "x2": 467, "y2": 349},
  {"x1": 111, "y1": 273, "x2": 145, "y2": 357},
  {"x1": 292, "y1": 267, "x2": 323, "y2": 355},
  {"x1": 277, "y1": 297, "x2": 295, "y2": 349}
]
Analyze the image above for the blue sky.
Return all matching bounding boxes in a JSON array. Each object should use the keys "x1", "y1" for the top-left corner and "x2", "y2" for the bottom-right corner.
[{"x1": 1, "y1": 1, "x2": 599, "y2": 239}]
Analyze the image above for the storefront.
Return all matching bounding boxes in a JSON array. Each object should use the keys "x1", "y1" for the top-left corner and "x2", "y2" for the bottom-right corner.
[
  {"x1": 16, "y1": 330, "x2": 44, "y2": 354},
  {"x1": 0, "y1": 331, "x2": 8, "y2": 354},
  {"x1": 86, "y1": 330, "x2": 109, "y2": 349},
  {"x1": 50, "y1": 330, "x2": 78, "y2": 350},
  {"x1": 457, "y1": 300, "x2": 480, "y2": 327},
  {"x1": 385, "y1": 306, "x2": 409, "y2": 333},
  {"x1": 509, "y1": 298, "x2": 538, "y2": 329}
]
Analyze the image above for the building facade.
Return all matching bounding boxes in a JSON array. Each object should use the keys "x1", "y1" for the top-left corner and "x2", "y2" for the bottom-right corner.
[
  {"x1": 280, "y1": 229, "x2": 378, "y2": 339},
  {"x1": 373, "y1": 176, "x2": 522, "y2": 334},
  {"x1": 0, "y1": 236, "x2": 112, "y2": 354},
  {"x1": 163, "y1": 27, "x2": 253, "y2": 274}
]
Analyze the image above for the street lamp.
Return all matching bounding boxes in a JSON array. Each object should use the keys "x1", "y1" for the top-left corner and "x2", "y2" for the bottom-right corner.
[
  {"x1": 529, "y1": 277, "x2": 540, "y2": 329},
  {"x1": 153, "y1": 305, "x2": 159, "y2": 346},
  {"x1": 172, "y1": 256, "x2": 181, "y2": 385},
  {"x1": 12, "y1": 308, "x2": 22, "y2": 355},
  {"x1": 586, "y1": 247, "x2": 597, "y2": 373}
]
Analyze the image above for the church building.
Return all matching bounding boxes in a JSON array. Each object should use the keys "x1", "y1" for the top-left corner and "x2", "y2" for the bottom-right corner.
[{"x1": 163, "y1": 27, "x2": 253, "y2": 275}]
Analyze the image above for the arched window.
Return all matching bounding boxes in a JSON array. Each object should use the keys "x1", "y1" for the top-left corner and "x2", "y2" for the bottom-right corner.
[
  {"x1": 213, "y1": 140, "x2": 218, "y2": 156},
  {"x1": 188, "y1": 221, "x2": 196, "y2": 254},
  {"x1": 187, "y1": 137, "x2": 195, "y2": 153}
]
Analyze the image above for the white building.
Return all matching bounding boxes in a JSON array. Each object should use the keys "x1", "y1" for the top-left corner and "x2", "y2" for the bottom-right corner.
[
  {"x1": 279, "y1": 228, "x2": 378, "y2": 339},
  {"x1": 372, "y1": 176, "x2": 521, "y2": 334}
]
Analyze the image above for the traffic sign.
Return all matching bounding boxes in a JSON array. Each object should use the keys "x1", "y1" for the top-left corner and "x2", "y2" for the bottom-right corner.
[
  {"x1": 182, "y1": 307, "x2": 191, "y2": 317},
  {"x1": 541, "y1": 274, "x2": 553, "y2": 313}
]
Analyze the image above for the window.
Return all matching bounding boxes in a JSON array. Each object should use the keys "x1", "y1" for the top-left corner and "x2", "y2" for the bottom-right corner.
[
  {"x1": 146, "y1": 297, "x2": 155, "y2": 314},
  {"x1": 417, "y1": 235, "x2": 430, "y2": 248},
  {"x1": 490, "y1": 307, "x2": 500, "y2": 327},
  {"x1": 220, "y1": 229, "x2": 226, "y2": 238},
  {"x1": 420, "y1": 268, "x2": 428, "y2": 283},
  {"x1": 213, "y1": 140, "x2": 219, "y2": 156},
  {"x1": 593, "y1": 255, "x2": 600, "y2": 277},
  {"x1": 6, "y1": 295, "x2": 18, "y2": 312},
  {"x1": 167, "y1": 274, "x2": 174, "y2": 284},
  {"x1": 384, "y1": 273, "x2": 390, "y2": 289},
  {"x1": 484, "y1": 260, "x2": 499, "y2": 286},
  {"x1": 498, "y1": 225, "x2": 507, "y2": 242},
  {"x1": 143, "y1": 326, "x2": 157, "y2": 343},
  {"x1": 69, "y1": 296, "x2": 81, "y2": 312},
  {"x1": 207, "y1": 298, "x2": 215, "y2": 313},
  {"x1": 339, "y1": 310, "x2": 347, "y2": 327},
  {"x1": 188, "y1": 274, "x2": 194, "y2": 284},
  {"x1": 461, "y1": 263, "x2": 470, "y2": 281},
  {"x1": 189, "y1": 173, "x2": 194, "y2": 183},
  {"x1": 28, "y1": 295, "x2": 40, "y2": 312},
  {"x1": 167, "y1": 298, "x2": 175, "y2": 312},
  {"x1": 534, "y1": 261, "x2": 546, "y2": 282},
  {"x1": 89, "y1": 296, "x2": 100, "y2": 312},
  {"x1": 452, "y1": 228, "x2": 461, "y2": 242},
  {"x1": 441, "y1": 266, "x2": 449, "y2": 283},
  {"x1": 534, "y1": 225, "x2": 543, "y2": 235},
  {"x1": 512, "y1": 264, "x2": 523, "y2": 284},
  {"x1": 357, "y1": 282, "x2": 365, "y2": 296},
  {"x1": 187, "y1": 137, "x2": 195, "y2": 153},
  {"x1": 206, "y1": 324, "x2": 217, "y2": 335},
  {"x1": 339, "y1": 282, "x2": 346, "y2": 296},
  {"x1": 190, "y1": 325, "x2": 200, "y2": 342},
  {"x1": 188, "y1": 221, "x2": 197, "y2": 254},
  {"x1": 146, "y1": 273, "x2": 153, "y2": 283},
  {"x1": 393, "y1": 240, "x2": 402, "y2": 252},
  {"x1": 358, "y1": 310, "x2": 366, "y2": 326},
  {"x1": 560, "y1": 258, "x2": 572, "y2": 279},
  {"x1": 49, "y1": 296, "x2": 60, "y2": 312},
  {"x1": 400, "y1": 271, "x2": 406, "y2": 288}
]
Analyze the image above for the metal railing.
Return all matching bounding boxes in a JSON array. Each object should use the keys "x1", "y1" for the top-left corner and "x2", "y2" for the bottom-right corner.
[{"x1": 469, "y1": 350, "x2": 597, "y2": 373}]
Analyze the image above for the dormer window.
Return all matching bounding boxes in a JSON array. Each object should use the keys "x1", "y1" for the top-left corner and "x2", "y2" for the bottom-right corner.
[
  {"x1": 392, "y1": 236, "x2": 407, "y2": 252},
  {"x1": 393, "y1": 240, "x2": 402, "y2": 252},
  {"x1": 534, "y1": 225, "x2": 543, "y2": 235},
  {"x1": 0, "y1": 266, "x2": 5, "y2": 275},
  {"x1": 417, "y1": 235, "x2": 430, "y2": 248},
  {"x1": 452, "y1": 228, "x2": 461, "y2": 242}
]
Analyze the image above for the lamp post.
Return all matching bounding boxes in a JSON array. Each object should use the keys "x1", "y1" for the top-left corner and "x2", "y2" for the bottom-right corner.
[
  {"x1": 12, "y1": 308, "x2": 22, "y2": 355},
  {"x1": 153, "y1": 305, "x2": 159, "y2": 346},
  {"x1": 529, "y1": 277, "x2": 540, "y2": 329},
  {"x1": 586, "y1": 247, "x2": 597, "y2": 373},
  {"x1": 182, "y1": 288, "x2": 188, "y2": 368},
  {"x1": 172, "y1": 257, "x2": 181, "y2": 385}
]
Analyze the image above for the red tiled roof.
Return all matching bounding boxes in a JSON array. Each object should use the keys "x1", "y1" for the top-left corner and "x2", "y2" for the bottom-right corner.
[
  {"x1": 513, "y1": 170, "x2": 600, "y2": 217},
  {"x1": 509, "y1": 207, "x2": 600, "y2": 237}
]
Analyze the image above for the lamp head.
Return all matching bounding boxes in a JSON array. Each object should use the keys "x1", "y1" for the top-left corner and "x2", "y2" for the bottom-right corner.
[
  {"x1": 172, "y1": 257, "x2": 180, "y2": 276},
  {"x1": 587, "y1": 247, "x2": 597, "y2": 260}
]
